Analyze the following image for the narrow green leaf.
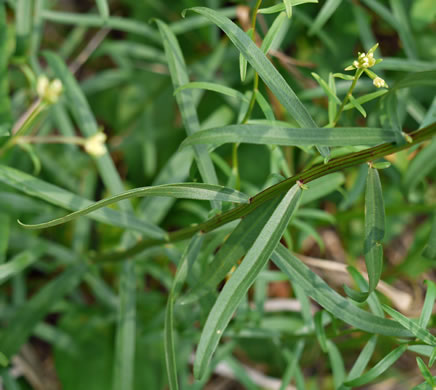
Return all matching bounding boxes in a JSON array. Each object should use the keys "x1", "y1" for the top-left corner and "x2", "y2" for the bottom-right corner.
[
  {"x1": 15, "y1": 0, "x2": 32, "y2": 57},
  {"x1": 170, "y1": 7, "x2": 238, "y2": 35},
  {"x1": 333, "y1": 73, "x2": 355, "y2": 81},
  {"x1": 309, "y1": 0, "x2": 342, "y2": 35},
  {"x1": 364, "y1": 166, "x2": 385, "y2": 293},
  {"x1": 255, "y1": 91, "x2": 276, "y2": 121},
  {"x1": 347, "y1": 335, "x2": 378, "y2": 381},
  {"x1": 378, "y1": 58, "x2": 436, "y2": 72},
  {"x1": 0, "y1": 264, "x2": 86, "y2": 358},
  {"x1": 180, "y1": 197, "x2": 283, "y2": 305},
  {"x1": 389, "y1": 0, "x2": 417, "y2": 59},
  {"x1": 283, "y1": 0, "x2": 293, "y2": 18},
  {"x1": 194, "y1": 184, "x2": 302, "y2": 379},
  {"x1": 280, "y1": 341, "x2": 304, "y2": 390},
  {"x1": 239, "y1": 28, "x2": 253, "y2": 82},
  {"x1": 382, "y1": 304, "x2": 436, "y2": 345},
  {"x1": 112, "y1": 262, "x2": 136, "y2": 390},
  {"x1": 182, "y1": 125, "x2": 397, "y2": 147},
  {"x1": 96, "y1": 0, "x2": 110, "y2": 19},
  {"x1": 423, "y1": 215, "x2": 436, "y2": 260},
  {"x1": 0, "y1": 213, "x2": 9, "y2": 263},
  {"x1": 419, "y1": 281, "x2": 436, "y2": 328},
  {"x1": 260, "y1": 12, "x2": 287, "y2": 54},
  {"x1": 326, "y1": 340, "x2": 346, "y2": 389},
  {"x1": 41, "y1": 10, "x2": 161, "y2": 44},
  {"x1": 156, "y1": 20, "x2": 220, "y2": 209},
  {"x1": 184, "y1": 7, "x2": 329, "y2": 159},
  {"x1": 0, "y1": 4, "x2": 12, "y2": 135},
  {"x1": 344, "y1": 345, "x2": 408, "y2": 387},
  {"x1": 174, "y1": 82, "x2": 246, "y2": 101},
  {"x1": 0, "y1": 252, "x2": 39, "y2": 284},
  {"x1": 314, "y1": 311, "x2": 328, "y2": 352},
  {"x1": 18, "y1": 183, "x2": 249, "y2": 230},
  {"x1": 272, "y1": 245, "x2": 412, "y2": 337},
  {"x1": 98, "y1": 41, "x2": 167, "y2": 63},
  {"x1": 328, "y1": 73, "x2": 337, "y2": 125},
  {"x1": 165, "y1": 235, "x2": 203, "y2": 390},
  {"x1": 349, "y1": 95, "x2": 367, "y2": 118},
  {"x1": 0, "y1": 165, "x2": 165, "y2": 238},
  {"x1": 258, "y1": 0, "x2": 318, "y2": 15},
  {"x1": 417, "y1": 357, "x2": 436, "y2": 387},
  {"x1": 311, "y1": 72, "x2": 341, "y2": 105}
]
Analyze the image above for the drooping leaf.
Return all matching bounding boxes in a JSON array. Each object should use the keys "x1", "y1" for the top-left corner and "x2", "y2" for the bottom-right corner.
[{"x1": 18, "y1": 183, "x2": 249, "y2": 230}]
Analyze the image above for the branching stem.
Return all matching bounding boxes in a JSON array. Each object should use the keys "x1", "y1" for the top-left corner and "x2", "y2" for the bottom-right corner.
[{"x1": 94, "y1": 122, "x2": 436, "y2": 263}]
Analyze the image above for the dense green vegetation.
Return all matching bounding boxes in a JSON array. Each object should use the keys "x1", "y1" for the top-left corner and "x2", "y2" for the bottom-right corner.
[{"x1": 0, "y1": 0, "x2": 435, "y2": 389}]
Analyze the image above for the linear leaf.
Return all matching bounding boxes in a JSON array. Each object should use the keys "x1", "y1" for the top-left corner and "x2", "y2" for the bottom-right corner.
[
  {"x1": 417, "y1": 357, "x2": 436, "y2": 388},
  {"x1": 112, "y1": 262, "x2": 136, "y2": 390},
  {"x1": 343, "y1": 90, "x2": 388, "y2": 111},
  {"x1": 365, "y1": 166, "x2": 385, "y2": 292},
  {"x1": 344, "y1": 345, "x2": 408, "y2": 387},
  {"x1": 0, "y1": 165, "x2": 165, "y2": 238},
  {"x1": 41, "y1": 10, "x2": 161, "y2": 44},
  {"x1": 258, "y1": 0, "x2": 318, "y2": 15},
  {"x1": 272, "y1": 245, "x2": 412, "y2": 337},
  {"x1": 309, "y1": 0, "x2": 342, "y2": 35},
  {"x1": 347, "y1": 335, "x2": 378, "y2": 381},
  {"x1": 382, "y1": 305, "x2": 436, "y2": 345},
  {"x1": 260, "y1": 12, "x2": 287, "y2": 54},
  {"x1": 180, "y1": 197, "x2": 283, "y2": 304},
  {"x1": 311, "y1": 72, "x2": 341, "y2": 104},
  {"x1": 174, "y1": 82, "x2": 246, "y2": 101},
  {"x1": 349, "y1": 94, "x2": 367, "y2": 118},
  {"x1": 0, "y1": 4, "x2": 12, "y2": 136},
  {"x1": 0, "y1": 252, "x2": 40, "y2": 284},
  {"x1": 156, "y1": 20, "x2": 220, "y2": 209},
  {"x1": 0, "y1": 263, "x2": 86, "y2": 358},
  {"x1": 165, "y1": 235, "x2": 203, "y2": 390},
  {"x1": 96, "y1": 0, "x2": 110, "y2": 19},
  {"x1": 182, "y1": 125, "x2": 397, "y2": 147},
  {"x1": 419, "y1": 281, "x2": 436, "y2": 328},
  {"x1": 283, "y1": 0, "x2": 293, "y2": 18},
  {"x1": 194, "y1": 184, "x2": 302, "y2": 379},
  {"x1": 184, "y1": 7, "x2": 330, "y2": 159},
  {"x1": 18, "y1": 183, "x2": 249, "y2": 230}
]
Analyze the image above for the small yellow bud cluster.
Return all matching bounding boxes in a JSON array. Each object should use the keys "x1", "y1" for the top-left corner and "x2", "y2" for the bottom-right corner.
[
  {"x1": 345, "y1": 43, "x2": 388, "y2": 89},
  {"x1": 36, "y1": 75, "x2": 63, "y2": 104},
  {"x1": 84, "y1": 132, "x2": 107, "y2": 157}
]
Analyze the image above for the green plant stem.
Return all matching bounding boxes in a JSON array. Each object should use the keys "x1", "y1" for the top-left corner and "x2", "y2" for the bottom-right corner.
[
  {"x1": 93, "y1": 122, "x2": 436, "y2": 263},
  {"x1": 332, "y1": 68, "x2": 363, "y2": 126}
]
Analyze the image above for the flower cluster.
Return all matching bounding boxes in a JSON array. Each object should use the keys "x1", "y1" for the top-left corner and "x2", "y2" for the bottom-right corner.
[
  {"x1": 84, "y1": 132, "x2": 107, "y2": 157},
  {"x1": 345, "y1": 43, "x2": 388, "y2": 89},
  {"x1": 36, "y1": 75, "x2": 63, "y2": 104}
]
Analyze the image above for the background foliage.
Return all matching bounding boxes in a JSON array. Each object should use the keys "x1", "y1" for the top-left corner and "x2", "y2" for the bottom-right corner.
[{"x1": 0, "y1": 0, "x2": 435, "y2": 389}]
